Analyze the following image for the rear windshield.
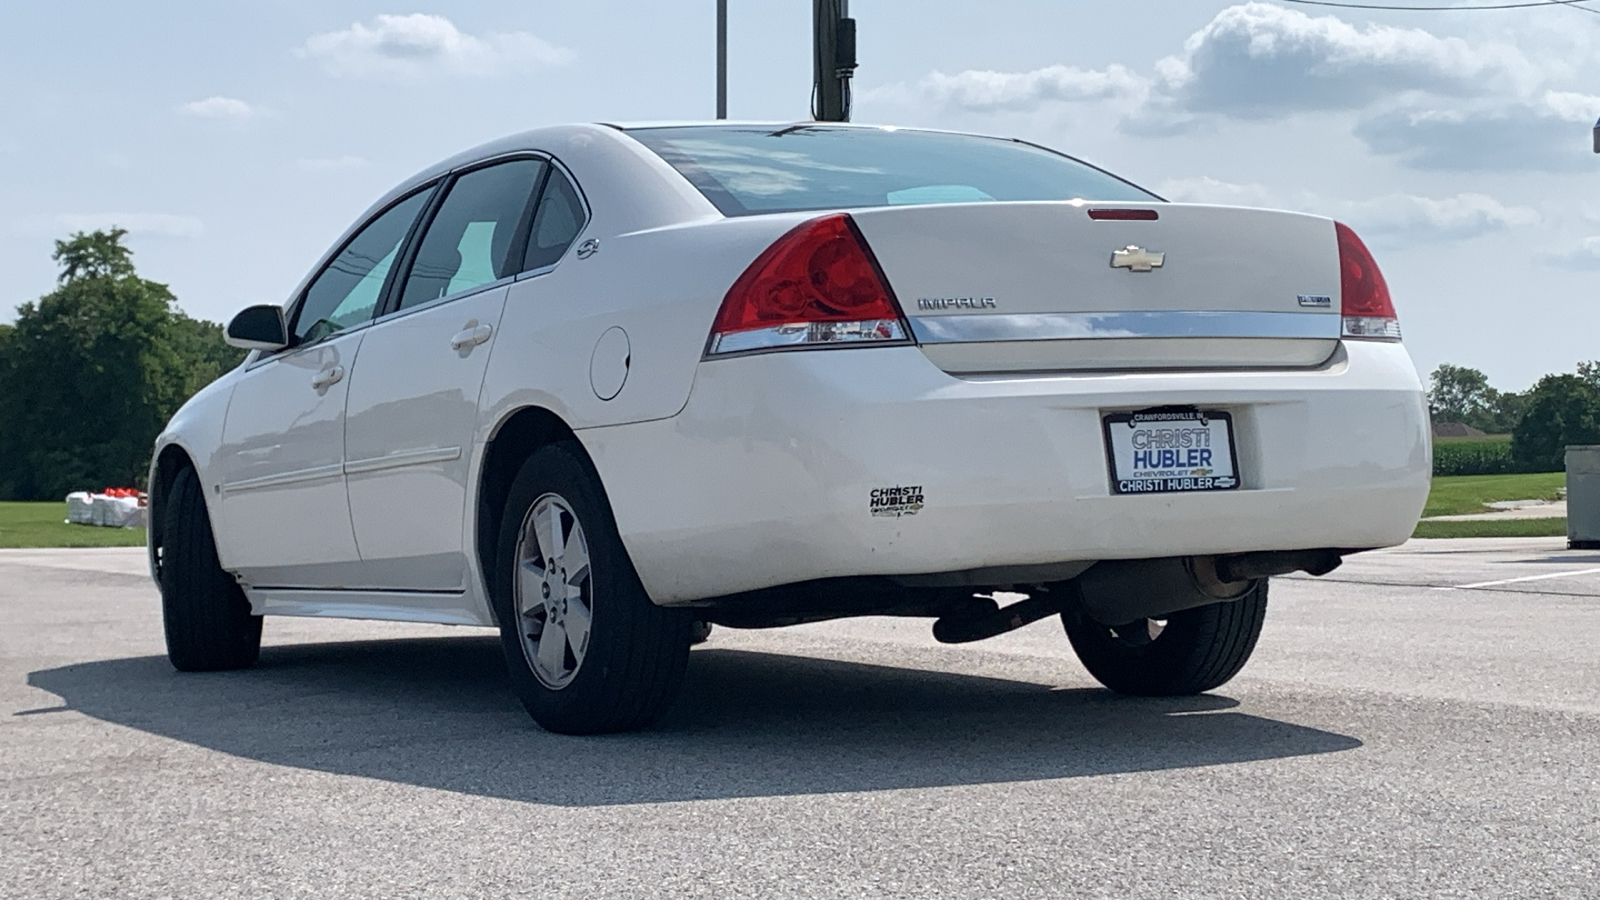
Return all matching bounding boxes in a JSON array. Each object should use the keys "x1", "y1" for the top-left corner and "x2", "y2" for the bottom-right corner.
[{"x1": 628, "y1": 125, "x2": 1160, "y2": 217}]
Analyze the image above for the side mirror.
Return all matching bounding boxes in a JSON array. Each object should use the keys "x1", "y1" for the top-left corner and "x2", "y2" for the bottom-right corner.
[{"x1": 225, "y1": 304, "x2": 289, "y2": 351}]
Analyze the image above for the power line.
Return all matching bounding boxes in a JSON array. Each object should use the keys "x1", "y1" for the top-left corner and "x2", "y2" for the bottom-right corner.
[{"x1": 1277, "y1": 0, "x2": 1600, "y2": 14}]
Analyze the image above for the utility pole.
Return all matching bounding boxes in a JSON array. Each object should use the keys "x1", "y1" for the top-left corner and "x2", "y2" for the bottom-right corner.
[
  {"x1": 716, "y1": 0, "x2": 728, "y2": 119},
  {"x1": 1593, "y1": 116, "x2": 1598, "y2": 153},
  {"x1": 812, "y1": 0, "x2": 857, "y2": 121}
]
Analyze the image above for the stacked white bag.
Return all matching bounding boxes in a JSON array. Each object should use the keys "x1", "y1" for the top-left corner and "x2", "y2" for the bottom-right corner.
[
  {"x1": 65, "y1": 492, "x2": 95, "y2": 525},
  {"x1": 64, "y1": 492, "x2": 147, "y2": 528}
]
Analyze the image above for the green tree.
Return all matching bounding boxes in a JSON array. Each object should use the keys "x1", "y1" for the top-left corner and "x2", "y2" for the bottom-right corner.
[
  {"x1": 1511, "y1": 373, "x2": 1600, "y2": 473},
  {"x1": 167, "y1": 312, "x2": 245, "y2": 398},
  {"x1": 1428, "y1": 363, "x2": 1494, "y2": 425},
  {"x1": 1484, "y1": 390, "x2": 1528, "y2": 435},
  {"x1": 0, "y1": 322, "x2": 15, "y2": 498},
  {"x1": 1578, "y1": 360, "x2": 1600, "y2": 388},
  {"x1": 0, "y1": 229, "x2": 244, "y2": 500},
  {"x1": 1427, "y1": 363, "x2": 1524, "y2": 433},
  {"x1": 52, "y1": 228, "x2": 137, "y2": 282}
]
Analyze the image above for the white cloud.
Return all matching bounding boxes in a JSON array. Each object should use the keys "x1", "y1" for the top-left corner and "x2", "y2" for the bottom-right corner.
[
  {"x1": 870, "y1": 3, "x2": 1587, "y2": 171},
  {"x1": 296, "y1": 155, "x2": 368, "y2": 172},
  {"x1": 1543, "y1": 236, "x2": 1600, "y2": 271},
  {"x1": 1147, "y1": 8, "x2": 1593, "y2": 169},
  {"x1": 1355, "y1": 91, "x2": 1600, "y2": 171},
  {"x1": 179, "y1": 96, "x2": 260, "y2": 120},
  {"x1": 1153, "y1": 3, "x2": 1538, "y2": 118},
  {"x1": 55, "y1": 213, "x2": 205, "y2": 239},
  {"x1": 300, "y1": 14, "x2": 573, "y2": 79},
  {"x1": 888, "y1": 64, "x2": 1147, "y2": 113},
  {"x1": 1158, "y1": 177, "x2": 1538, "y2": 241},
  {"x1": 1343, "y1": 192, "x2": 1540, "y2": 238},
  {"x1": 1158, "y1": 176, "x2": 1312, "y2": 209},
  {"x1": 1543, "y1": 91, "x2": 1600, "y2": 124}
]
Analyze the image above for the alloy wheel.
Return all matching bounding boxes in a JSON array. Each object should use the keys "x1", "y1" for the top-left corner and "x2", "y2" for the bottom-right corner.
[{"x1": 513, "y1": 492, "x2": 594, "y2": 689}]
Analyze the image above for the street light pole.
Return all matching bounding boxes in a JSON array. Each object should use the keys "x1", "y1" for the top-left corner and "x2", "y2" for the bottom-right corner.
[
  {"x1": 716, "y1": 0, "x2": 728, "y2": 119},
  {"x1": 812, "y1": 0, "x2": 857, "y2": 121}
]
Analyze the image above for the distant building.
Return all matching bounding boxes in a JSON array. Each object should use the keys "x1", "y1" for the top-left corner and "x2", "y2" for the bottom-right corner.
[{"x1": 1432, "y1": 422, "x2": 1487, "y2": 438}]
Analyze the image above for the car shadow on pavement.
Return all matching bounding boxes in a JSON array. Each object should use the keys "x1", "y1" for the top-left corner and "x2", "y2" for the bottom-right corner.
[{"x1": 27, "y1": 636, "x2": 1360, "y2": 806}]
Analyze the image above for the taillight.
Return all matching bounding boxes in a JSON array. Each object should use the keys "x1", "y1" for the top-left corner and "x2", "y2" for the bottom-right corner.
[
  {"x1": 705, "y1": 214, "x2": 911, "y2": 357},
  {"x1": 1335, "y1": 222, "x2": 1400, "y2": 341}
]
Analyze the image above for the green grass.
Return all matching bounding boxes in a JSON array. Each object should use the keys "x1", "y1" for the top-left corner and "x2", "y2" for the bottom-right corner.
[
  {"x1": 0, "y1": 501, "x2": 147, "y2": 548},
  {"x1": 1433, "y1": 433, "x2": 1512, "y2": 444},
  {"x1": 1421, "y1": 472, "x2": 1566, "y2": 518},
  {"x1": 1412, "y1": 517, "x2": 1568, "y2": 539}
]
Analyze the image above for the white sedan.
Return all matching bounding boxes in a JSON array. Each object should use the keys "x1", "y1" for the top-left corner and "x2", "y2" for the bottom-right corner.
[{"x1": 149, "y1": 122, "x2": 1430, "y2": 734}]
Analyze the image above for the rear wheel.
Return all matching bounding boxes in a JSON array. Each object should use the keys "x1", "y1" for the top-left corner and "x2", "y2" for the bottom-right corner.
[
  {"x1": 1061, "y1": 579, "x2": 1267, "y2": 696},
  {"x1": 159, "y1": 466, "x2": 262, "y2": 671},
  {"x1": 491, "y1": 443, "x2": 692, "y2": 734}
]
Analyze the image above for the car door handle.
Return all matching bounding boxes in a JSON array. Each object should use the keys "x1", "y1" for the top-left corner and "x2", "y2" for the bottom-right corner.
[
  {"x1": 450, "y1": 320, "x2": 494, "y2": 352},
  {"x1": 311, "y1": 365, "x2": 345, "y2": 390}
]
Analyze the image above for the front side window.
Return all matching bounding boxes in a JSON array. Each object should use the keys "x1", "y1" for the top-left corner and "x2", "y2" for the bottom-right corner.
[
  {"x1": 628, "y1": 125, "x2": 1159, "y2": 216},
  {"x1": 523, "y1": 168, "x2": 586, "y2": 271},
  {"x1": 398, "y1": 159, "x2": 546, "y2": 311},
  {"x1": 293, "y1": 189, "x2": 431, "y2": 345}
]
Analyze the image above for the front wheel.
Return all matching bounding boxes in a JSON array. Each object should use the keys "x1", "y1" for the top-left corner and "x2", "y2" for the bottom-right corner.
[
  {"x1": 491, "y1": 443, "x2": 692, "y2": 735},
  {"x1": 1061, "y1": 579, "x2": 1268, "y2": 696},
  {"x1": 159, "y1": 466, "x2": 262, "y2": 671}
]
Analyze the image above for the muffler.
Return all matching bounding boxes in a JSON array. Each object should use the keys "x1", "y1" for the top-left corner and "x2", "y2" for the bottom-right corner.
[
  {"x1": 1075, "y1": 550, "x2": 1341, "y2": 625},
  {"x1": 1075, "y1": 556, "x2": 1253, "y2": 626},
  {"x1": 930, "y1": 549, "x2": 1344, "y2": 642}
]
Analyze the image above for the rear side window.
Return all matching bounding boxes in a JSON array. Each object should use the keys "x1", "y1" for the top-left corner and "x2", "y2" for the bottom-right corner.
[
  {"x1": 293, "y1": 189, "x2": 431, "y2": 345},
  {"x1": 629, "y1": 125, "x2": 1158, "y2": 216},
  {"x1": 398, "y1": 158, "x2": 547, "y2": 311},
  {"x1": 523, "y1": 168, "x2": 585, "y2": 271}
]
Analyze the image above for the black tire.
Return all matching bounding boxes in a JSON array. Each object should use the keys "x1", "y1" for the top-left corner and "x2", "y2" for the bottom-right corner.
[
  {"x1": 160, "y1": 466, "x2": 262, "y2": 671},
  {"x1": 689, "y1": 621, "x2": 713, "y2": 645},
  {"x1": 491, "y1": 442, "x2": 692, "y2": 735},
  {"x1": 1061, "y1": 579, "x2": 1267, "y2": 696}
]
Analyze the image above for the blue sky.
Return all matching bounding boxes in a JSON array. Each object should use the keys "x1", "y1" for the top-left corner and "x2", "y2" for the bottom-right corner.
[{"x1": 1, "y1": 1, "x2": 1596, "y2": 389}]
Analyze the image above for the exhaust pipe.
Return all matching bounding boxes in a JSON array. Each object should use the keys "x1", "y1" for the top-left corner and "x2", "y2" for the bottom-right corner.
[
  {"x1": 1075, "y1": 550, "x2": 1341, "y2": 625},
  {"x1": 931, "y1": 549, "x2": 1344, "y2": 641}
]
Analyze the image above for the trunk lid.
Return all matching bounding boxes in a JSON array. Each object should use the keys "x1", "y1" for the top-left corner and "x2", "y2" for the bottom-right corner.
[{"x1": 849, "y1": 202, "x2": 1342, "y2": 374}]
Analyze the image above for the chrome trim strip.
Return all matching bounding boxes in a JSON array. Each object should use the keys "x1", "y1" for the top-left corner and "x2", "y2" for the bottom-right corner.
[
  {"x1": 343, "y1": 446, "x2": 464, "y2": 475},
  {"x1": 221, "y1": 463, "x2": 345, "y2": 494},
  {"x1": 908, "y1": 311, "x2": 1339, "y2": 344},
  {"x1": 251, "y1": 589, "x2": 485, "y2": 628}
]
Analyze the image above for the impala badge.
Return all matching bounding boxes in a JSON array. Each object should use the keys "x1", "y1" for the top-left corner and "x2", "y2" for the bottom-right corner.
[{"x1": 1110, "y1": 245, "x2": 1165, "y2": 273}]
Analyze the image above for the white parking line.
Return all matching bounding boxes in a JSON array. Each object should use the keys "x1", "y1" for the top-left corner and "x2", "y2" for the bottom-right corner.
[{"x1": 1448, "y1": 566, "x2": 1600, "y2": 590}]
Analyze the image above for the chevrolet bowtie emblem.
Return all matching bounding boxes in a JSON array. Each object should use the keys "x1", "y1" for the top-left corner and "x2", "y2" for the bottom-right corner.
[{"x1": 1110, "y1": 245, "x2": 1165, "y2": 272}]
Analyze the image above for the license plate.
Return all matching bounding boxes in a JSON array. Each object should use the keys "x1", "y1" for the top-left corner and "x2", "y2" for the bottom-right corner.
[{"x1": 1103, "y1": 408, "x2": 1240, "y2": 495}]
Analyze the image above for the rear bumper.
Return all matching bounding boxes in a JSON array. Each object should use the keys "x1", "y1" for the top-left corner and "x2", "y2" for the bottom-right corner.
[{"x1": 580, "y1": 341, "x2": 1430, "y2": 604}]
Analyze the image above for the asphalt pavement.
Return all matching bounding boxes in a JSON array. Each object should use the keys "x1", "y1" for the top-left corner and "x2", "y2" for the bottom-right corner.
[{"x1": 3, "y1": 540, "x2": 1598, "y2": 899}]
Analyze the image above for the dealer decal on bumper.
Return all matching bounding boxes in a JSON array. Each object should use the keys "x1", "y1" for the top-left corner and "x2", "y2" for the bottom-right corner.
[{"x1": 871, "y1": 485, "x2": 925, "y2": 518}]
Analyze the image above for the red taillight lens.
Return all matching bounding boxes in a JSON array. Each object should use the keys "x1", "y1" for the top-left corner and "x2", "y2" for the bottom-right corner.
[
  {"x1": 706, "y1": 214, "x2": 910, "y2": 356},
  {"x1": 1335, "y1": 221, "x2": 1400, "y2": 341}
]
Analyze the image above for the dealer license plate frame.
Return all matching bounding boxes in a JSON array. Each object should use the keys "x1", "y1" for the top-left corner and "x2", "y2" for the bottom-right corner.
[{"x1": 1103, "y1": 407, "x2": 1241, "y2": 496}]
